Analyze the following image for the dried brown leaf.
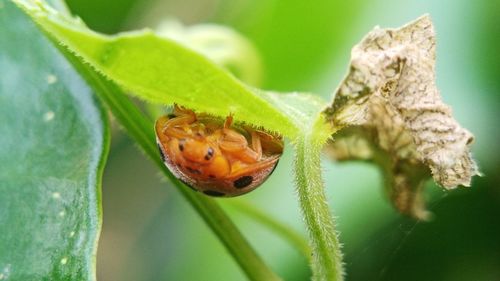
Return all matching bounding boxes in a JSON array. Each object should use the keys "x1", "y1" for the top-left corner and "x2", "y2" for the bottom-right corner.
[{"x1": 323, "y1": 15, "x2": 479, "y2": 219}]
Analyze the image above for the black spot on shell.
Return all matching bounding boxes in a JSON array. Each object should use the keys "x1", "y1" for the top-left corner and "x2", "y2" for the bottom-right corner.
[
  {"x1": 233, "y1": 176, "x2": 253, "y2": 189},
  {"x1": 205, "y1": 147, "x2": 214, "y2": 160},
  {"x1": 203, "y1": 190, "x2": 225, "y2": 197},
  {"x1": 167, "y1": 114, "x2": 176, "y2": 119},
  {"x1": 208, "y1": 174, "x2": 216, "y2": 179},
  {"x1": 157, "y1": 143, "x2": 166, "y2": 162}
]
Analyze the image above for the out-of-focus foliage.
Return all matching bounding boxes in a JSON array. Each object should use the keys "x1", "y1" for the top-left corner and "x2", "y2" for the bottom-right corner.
[
  {"x1": 211, "y1": 0, "x2": 364, "y2": 93},
  {"x1": 63, "y1": 0, "x2": 499, "y2": 280},
  {"x1": 475, "y1": 0, "x2": 500, "y2": 93}
]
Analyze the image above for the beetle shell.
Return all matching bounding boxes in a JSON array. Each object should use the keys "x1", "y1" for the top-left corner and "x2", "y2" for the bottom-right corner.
[{"x1": 155, "y1": 111, "x2": 284, "y2": 197}]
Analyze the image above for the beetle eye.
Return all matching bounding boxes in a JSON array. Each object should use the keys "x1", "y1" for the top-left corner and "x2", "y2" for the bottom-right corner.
[{"x1": 204, "y1": 147, "x2": 214, "y2": 161}]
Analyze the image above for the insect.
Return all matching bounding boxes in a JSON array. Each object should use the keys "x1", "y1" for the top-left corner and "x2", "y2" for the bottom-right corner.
[{"x1": 155, "y1": 105, "x2": 284, "y2": 197}]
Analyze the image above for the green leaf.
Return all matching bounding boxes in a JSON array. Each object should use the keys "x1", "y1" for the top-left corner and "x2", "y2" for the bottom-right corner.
[
  {"x1": 63, "y1": 57, "x2": 281, "y2": 281},
  {"x1": 0, "y1": 1, "x2": 108, "y2": 280},
  {"x1": 12, "y1": 1, "x2": 345, "y2": 280},
  {"x1": 12, "y1": 0, "x2": 333, "y2": 140}
]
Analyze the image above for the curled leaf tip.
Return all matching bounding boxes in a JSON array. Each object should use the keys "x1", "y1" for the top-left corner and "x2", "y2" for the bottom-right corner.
[{"x1": 323, "y1": 15, "x2": 479, "y2": 218}]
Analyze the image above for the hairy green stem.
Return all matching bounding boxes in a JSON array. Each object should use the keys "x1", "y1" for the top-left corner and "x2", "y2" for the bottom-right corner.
[{"x1": 294, "y1": 131, "x2": 344, "y2": 281}]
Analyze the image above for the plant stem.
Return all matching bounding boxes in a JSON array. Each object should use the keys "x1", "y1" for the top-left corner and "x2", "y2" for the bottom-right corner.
[
  {"x1": 59, "y1": 49, "x2": 281, "y2": 281},
  {"x1": 293, "y1": 128, "x2": 344, "y2": 281}
]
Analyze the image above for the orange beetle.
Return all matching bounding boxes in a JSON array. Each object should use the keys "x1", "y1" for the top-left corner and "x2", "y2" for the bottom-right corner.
[{"x1": 155, "y1": 105, "x2": 284, "y2": 197}]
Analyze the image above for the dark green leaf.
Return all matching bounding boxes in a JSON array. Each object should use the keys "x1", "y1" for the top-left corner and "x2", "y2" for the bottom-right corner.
[{"x1": 0, "y1": 1, "x2": 108, "y2": 280}]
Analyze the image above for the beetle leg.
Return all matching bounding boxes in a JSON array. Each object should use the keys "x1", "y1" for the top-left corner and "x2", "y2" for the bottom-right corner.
[
  {"x1": 250, "y1": 130, "x2": 262, "y2": 160},
  {"x1": 220, "y1": 129, "x2": 248, "y2": 150},
  {"x1": 173, "y1": 104, "x2": 196, "y2": 117},
  {"x1": 220, "y1": 130, "x2": 263, "y2": 162},
  {"x1": 223, "y1": 114, "x2": 233, "y2": 129},
  {"x1": 219, "y1": 128, "x2": 261, "y2": 163},
  {"x1": 225, "y1": 155, "x2": 280, "y2": 179},
  {"x1": 219, "y1": 116, "x2": 263, "y2": 163},
  {"x1": 220, "y1": 113, "x2": 247, "y2": 151},
  {"x1": 190, "y1": 123, "x2": 206, "y2": 138},
  {"x1": 163, "y1": 106, "x2": 197, "y2": 139}
]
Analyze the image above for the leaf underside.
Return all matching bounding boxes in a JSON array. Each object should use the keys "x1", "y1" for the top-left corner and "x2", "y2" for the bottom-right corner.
[{"x1": 13, "y1": 0, "x2": 334, "y2": 141}]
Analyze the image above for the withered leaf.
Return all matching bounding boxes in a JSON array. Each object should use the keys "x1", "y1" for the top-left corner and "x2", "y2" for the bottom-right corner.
[{"x1": 323, "y1": 15, "x2": 479, "y2": 219}]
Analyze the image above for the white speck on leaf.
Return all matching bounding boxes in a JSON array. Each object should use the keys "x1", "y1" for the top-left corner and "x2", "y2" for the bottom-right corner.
[
  {"x1": 58, "y1": 211, "x2": 65, "y2": 217},
  {"x1": 46, "y1": 74, "x2": 57, "y2": 84},
  {"x1": 43, "y1": 111, "x2": 55, "y2": 122},
  {"x1": 69, "y1": 231, "x2": 75, "y2": 237},
  {"x1": 52, "y1": 192, "x2": 61, "y2": 199},
  {"x1": 60, "y1": 257, "x2": 68, "y2": 265},
  {"x1": 0, "y1": 264, "x2": 11, "y2": 280}
]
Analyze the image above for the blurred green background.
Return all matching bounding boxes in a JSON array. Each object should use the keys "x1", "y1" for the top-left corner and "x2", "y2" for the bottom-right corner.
[{"x1": 64, "y1": 0, "x2": 500, "y2": 280}]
